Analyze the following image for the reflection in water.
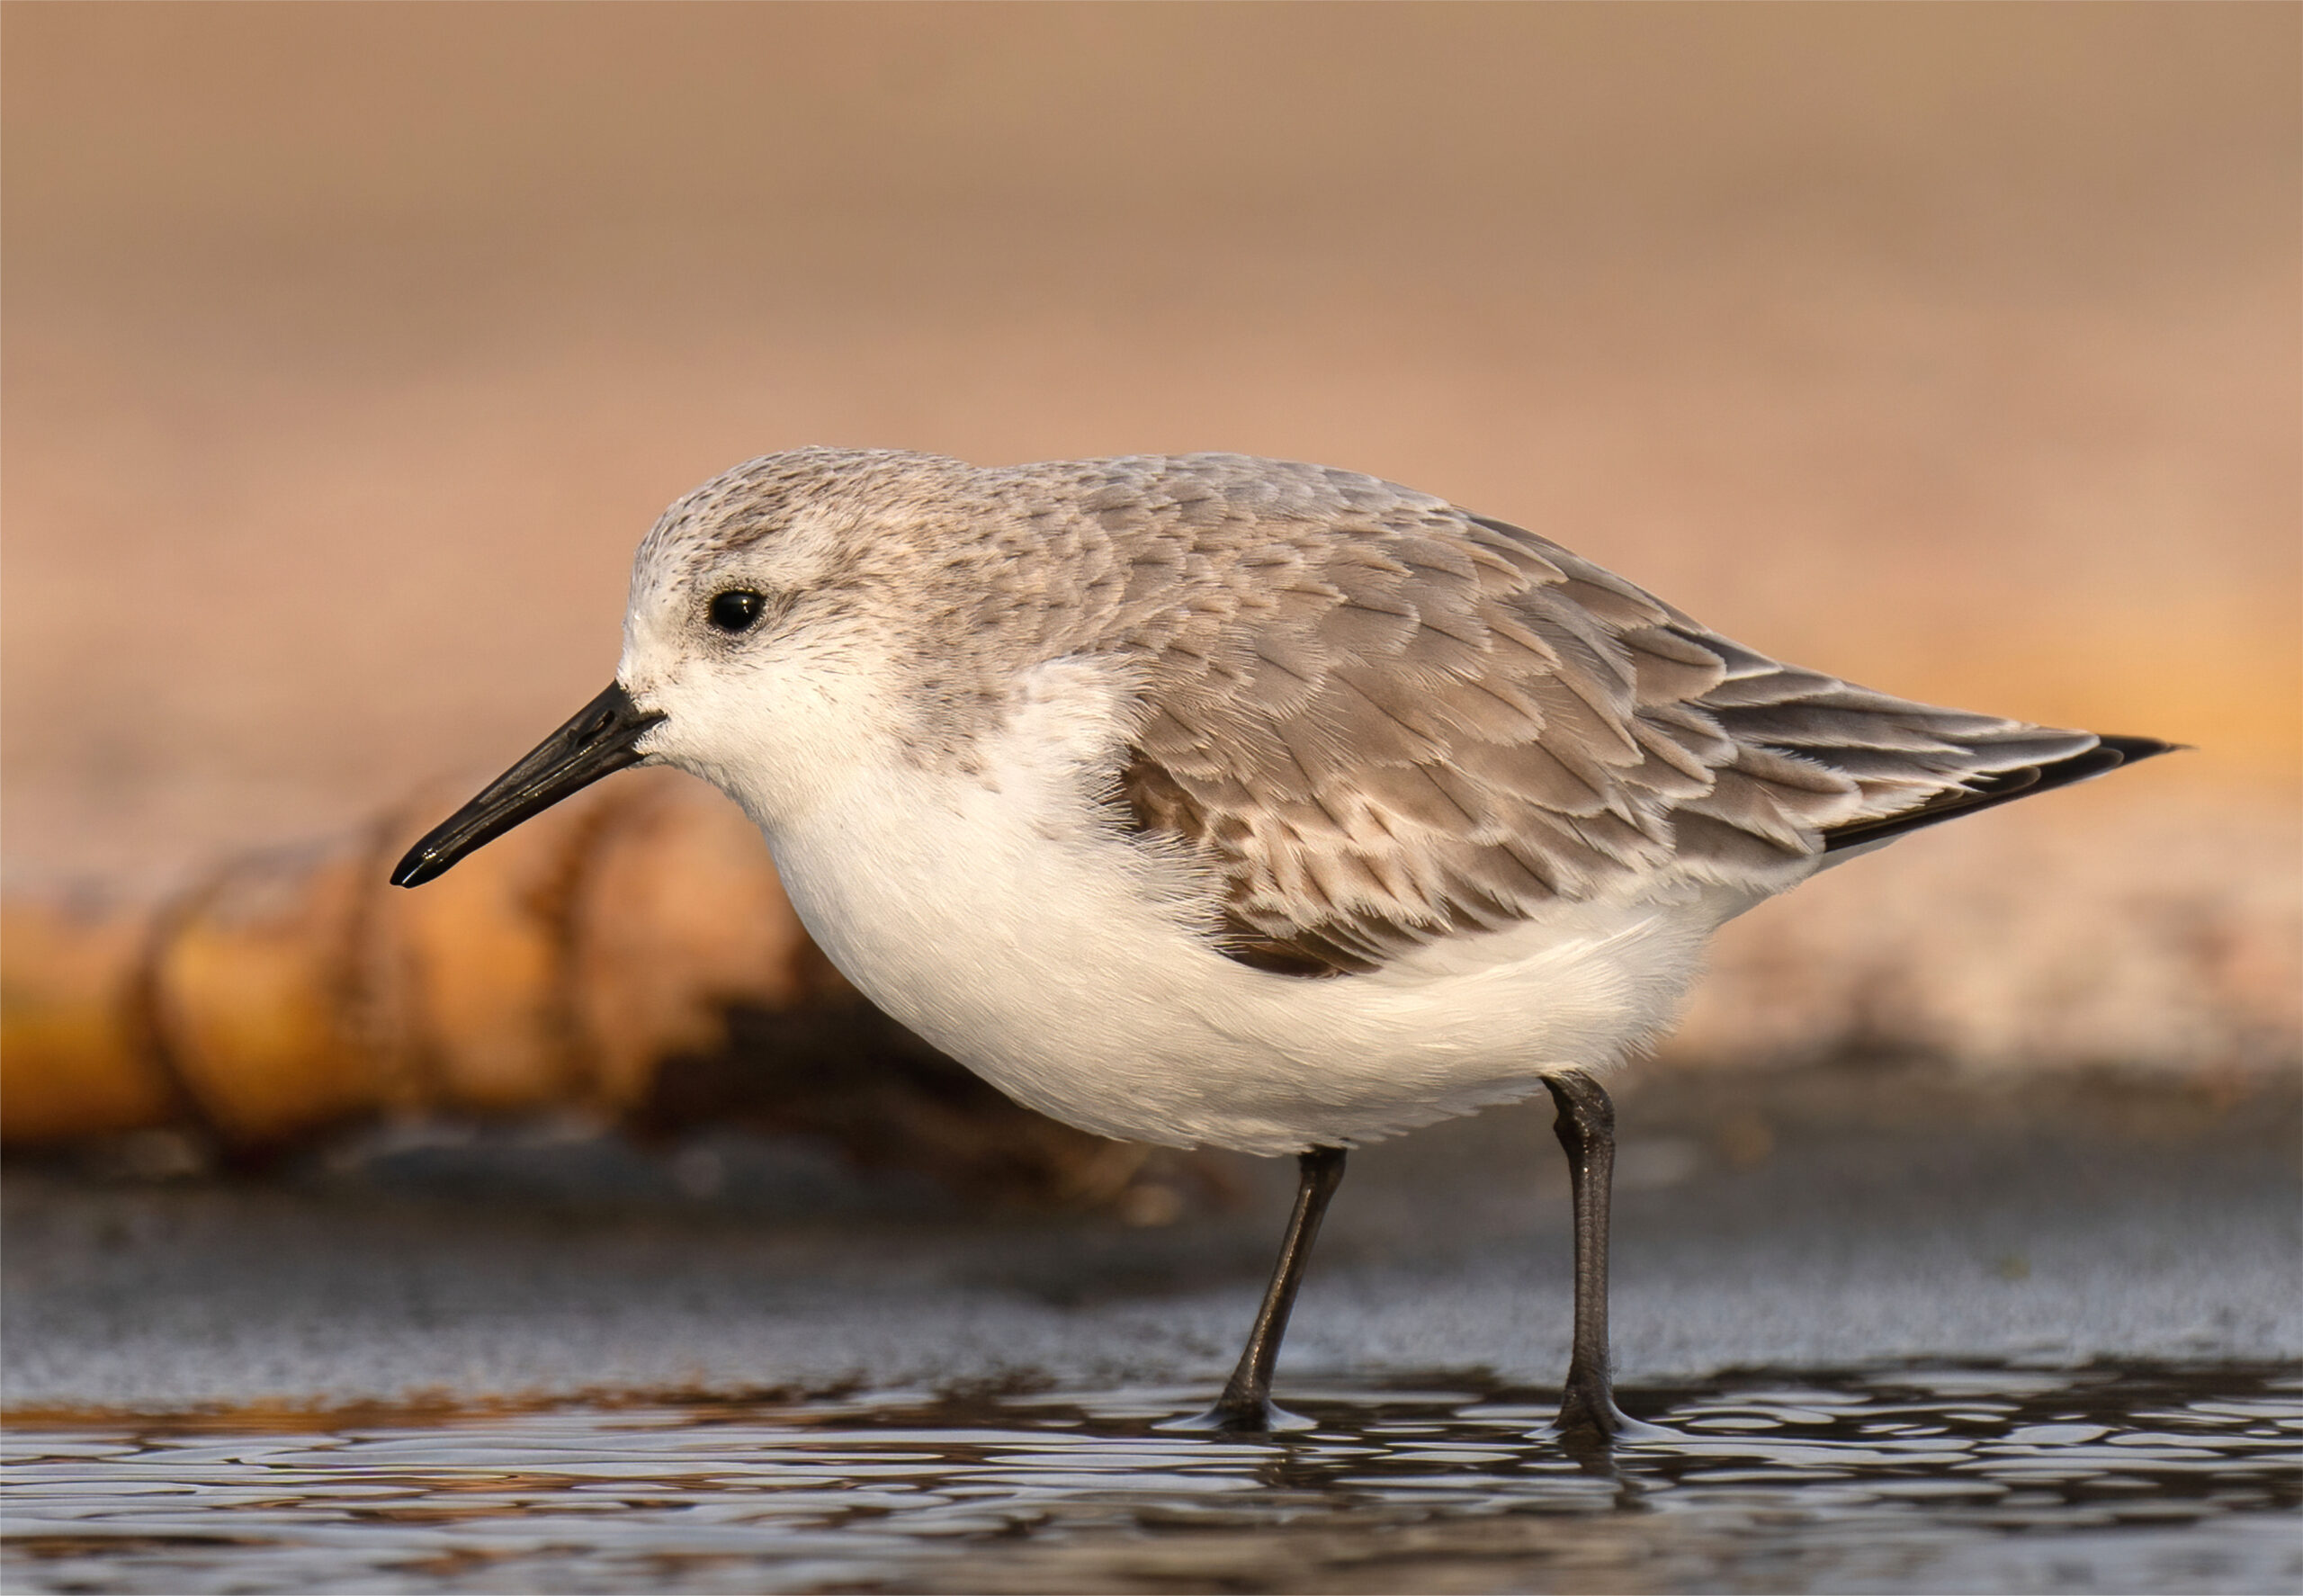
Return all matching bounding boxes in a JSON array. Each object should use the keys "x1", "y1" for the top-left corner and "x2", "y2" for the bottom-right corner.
[{"x1": 4, "y1": 1364, "x2": 2297, "y2": 1593}]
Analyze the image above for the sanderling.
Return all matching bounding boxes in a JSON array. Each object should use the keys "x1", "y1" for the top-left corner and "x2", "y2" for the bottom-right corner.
[{"x1": 392, "y1": 449, "x2": 2173, "y2": 1439}]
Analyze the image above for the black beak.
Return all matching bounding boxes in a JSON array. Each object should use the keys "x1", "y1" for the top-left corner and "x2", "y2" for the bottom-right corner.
[{"x1": 390, "y1": 682, "x2": 666, "y2": 888}]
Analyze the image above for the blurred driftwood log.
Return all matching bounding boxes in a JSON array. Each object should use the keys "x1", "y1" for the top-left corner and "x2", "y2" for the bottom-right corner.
[{"x1": 0, "y1": 770, "x2": 1196, "y2": 1215}]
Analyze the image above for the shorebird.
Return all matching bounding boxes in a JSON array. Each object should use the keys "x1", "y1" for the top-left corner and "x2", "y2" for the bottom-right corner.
[{"x1": 392, "y1": 449, "x2": 2172, "y2": 1439}]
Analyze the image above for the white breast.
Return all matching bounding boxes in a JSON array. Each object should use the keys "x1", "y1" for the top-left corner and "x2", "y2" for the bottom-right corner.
[{"x1": 730, "y1": 659, "x2": 1779, "y2": 1156}]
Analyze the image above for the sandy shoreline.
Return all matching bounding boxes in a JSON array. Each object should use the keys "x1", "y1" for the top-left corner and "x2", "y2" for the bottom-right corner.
[{"x1": 7, "y1": 1064, "x2": 2294, "y2": 1416}]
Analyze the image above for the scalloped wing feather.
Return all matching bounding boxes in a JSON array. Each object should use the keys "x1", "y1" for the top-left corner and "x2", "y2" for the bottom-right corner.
[{"x1": 1090, "y1": 462, "x2": 2108, "y2": 976}]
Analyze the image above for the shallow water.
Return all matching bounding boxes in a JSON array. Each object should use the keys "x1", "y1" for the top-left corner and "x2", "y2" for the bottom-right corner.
[{"x1": 5, "y1": 1363, "x2": 2297, "y2": 1594}]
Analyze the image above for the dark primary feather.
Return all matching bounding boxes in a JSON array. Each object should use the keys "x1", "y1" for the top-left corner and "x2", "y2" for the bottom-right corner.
[{"x1": 1818, "y1": 734, "x2": 2178, "y2": 851}]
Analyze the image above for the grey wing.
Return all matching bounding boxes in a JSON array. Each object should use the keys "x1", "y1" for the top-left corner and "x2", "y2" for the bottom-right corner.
[{"x1": 1112, "y1": 489, "x2": 2148, "y2": 977}]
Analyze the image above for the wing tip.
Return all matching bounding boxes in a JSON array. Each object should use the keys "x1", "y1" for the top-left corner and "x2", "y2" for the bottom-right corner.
[
  {"x1": 2094, "y1": 733, "x2": 2189, "y2": 764},
  {"x1": 1821, "y1": 731, "x2": 2184, "y2": 852}
]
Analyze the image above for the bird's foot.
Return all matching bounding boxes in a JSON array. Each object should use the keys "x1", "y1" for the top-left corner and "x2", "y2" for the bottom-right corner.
[
  {"x1": 1537, "y1": 1377, "x2": 1674, "y2": 1450},
  {"x1": 1156, "y1": 1395, "x2": 1316, "y2": 1435}
]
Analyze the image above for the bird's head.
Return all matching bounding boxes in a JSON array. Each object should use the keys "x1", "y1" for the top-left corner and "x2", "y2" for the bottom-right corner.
[{"x1": 391, "y1": 447, "x2": 1004, "y2": 888}]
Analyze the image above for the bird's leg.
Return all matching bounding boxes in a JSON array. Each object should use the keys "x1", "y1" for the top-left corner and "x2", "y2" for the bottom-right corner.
[
  {"x1": 1546, "y1": 1071, "x2": 1632, "y2": 1441},
  {"x1": 1170, "y1": 1144, "x2": 1348, "y2": 1433}
]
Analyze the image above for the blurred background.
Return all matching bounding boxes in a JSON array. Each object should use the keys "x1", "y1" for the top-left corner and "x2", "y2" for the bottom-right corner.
[{"x1": 4, "y1": 4, "x2": 2297, "y2": 1107}]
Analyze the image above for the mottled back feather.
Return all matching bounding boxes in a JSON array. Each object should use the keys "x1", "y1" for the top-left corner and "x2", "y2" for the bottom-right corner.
[{"x1": 1032, "y1": 456, "x2": 2158, "y2": 976}]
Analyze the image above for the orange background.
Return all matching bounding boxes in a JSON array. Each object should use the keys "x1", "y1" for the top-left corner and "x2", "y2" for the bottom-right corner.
[{"x1": 5, "y1": 4, "x2": 2295, "y2": 886}]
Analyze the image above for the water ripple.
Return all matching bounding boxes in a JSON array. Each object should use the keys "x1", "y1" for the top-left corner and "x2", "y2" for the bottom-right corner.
[{"x1": 4, "y1": 1362, "x2": 2297, "y2": 1593}]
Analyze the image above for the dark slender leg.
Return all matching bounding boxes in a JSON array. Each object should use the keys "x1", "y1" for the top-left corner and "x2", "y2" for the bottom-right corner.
[
  {"x1": 1169, "y1": 1145, "x2": 1349, "y2": 1432},
  {"x1": 1546, "y1": 1071, "x2": 1631, "y2": 1440}
]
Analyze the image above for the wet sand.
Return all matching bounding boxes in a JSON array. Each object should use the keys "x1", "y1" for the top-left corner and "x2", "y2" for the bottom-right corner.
[
  {"x1": 9, "y1": 1066, "x2": 2298, "y2": 1592},
  {"x1": 7, "y1": 1067, "x2": 2294, "y2": 1415}
]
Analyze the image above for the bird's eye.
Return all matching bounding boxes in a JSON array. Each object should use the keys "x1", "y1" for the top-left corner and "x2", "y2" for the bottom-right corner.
[{"x1": 707, "y1": 589, "x2": 768, "y2": 633}]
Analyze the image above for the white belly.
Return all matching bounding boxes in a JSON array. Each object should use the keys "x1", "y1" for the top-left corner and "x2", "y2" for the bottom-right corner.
[{"x1": 724, "y1": 677, "x2": 1774, "y2": 1156}]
